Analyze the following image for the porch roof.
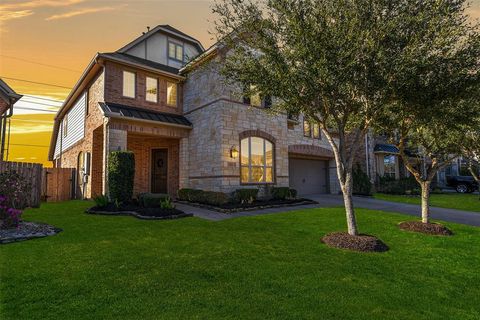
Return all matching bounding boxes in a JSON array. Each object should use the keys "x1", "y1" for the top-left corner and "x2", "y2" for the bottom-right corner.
[
  {"x1": 374, "y1": 144, "x2": 399, "y2": 154},
  {"x1": 99, "y1": 102, "x2": 192, "y2": 128}
]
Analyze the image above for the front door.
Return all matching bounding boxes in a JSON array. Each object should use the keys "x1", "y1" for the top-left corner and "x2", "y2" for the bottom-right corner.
[{"x1": 151, "y1": 149, "x2": 168, "y2": 194}]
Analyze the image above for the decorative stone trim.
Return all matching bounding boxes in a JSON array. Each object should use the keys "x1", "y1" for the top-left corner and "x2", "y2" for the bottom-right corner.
[
  {"x1": 288, "y1": 144, "x2": 335, "y2": 158},
  {"x1": 239, "y1": 129, "x2": 276, "y2": 144}
]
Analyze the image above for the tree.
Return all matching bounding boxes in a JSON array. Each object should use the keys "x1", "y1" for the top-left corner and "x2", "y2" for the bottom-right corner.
[
  {"x1": 378, "y1": 0, "x2": 480, "y2": 223},
  {"x1": 212, "y1": 0, "x2": 401, "y2": 236}
]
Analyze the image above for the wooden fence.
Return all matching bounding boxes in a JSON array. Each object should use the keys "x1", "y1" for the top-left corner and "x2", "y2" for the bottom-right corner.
[
  {"x1": 0, "y1": 161, "x2": 76, "y2": 206},
  {"x1": 0, "y1": 161, "x2": 43, "y2": 207},
  {"x1": 42, "y1": 168, "x2": 75, "y2": 202}
]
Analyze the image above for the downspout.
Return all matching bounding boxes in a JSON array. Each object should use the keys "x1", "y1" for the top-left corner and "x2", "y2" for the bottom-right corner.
[{"x1": 0, "y1": 103, "x2": 14, "y2": 161}]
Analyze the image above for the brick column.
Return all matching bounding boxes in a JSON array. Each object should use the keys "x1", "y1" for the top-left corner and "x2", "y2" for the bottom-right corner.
[
  {"x1": 102, "y1": 120, "x2": 128, "y2": 195},
  {"x1": 178, "y1": 137, "x2": 189, "y2": 189}
]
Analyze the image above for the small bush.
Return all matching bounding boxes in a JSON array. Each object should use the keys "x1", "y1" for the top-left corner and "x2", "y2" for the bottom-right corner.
[
  {"x1": 140, "y1": 193, "x2": 170, "y2": 208},
  {"x1": 376, "y1": 176, "x2": 418, "y2": 195},
  {"x1": 108, "y1": 151, "x2": 135, "y2": 204},
  {"x1": 234, "y1": 188, "x2": 259, "y2": 204},
  {"x1": 271, "y1": 187, "x2": 297, "y2": 200},
  {"x1": 160, "y1": 197, "x2": 175, "y2": 209},
  {"x1": 352, "y1": 165, "x2": 372, "y2": 196},
  {"x1": 177, "y1": 188, "x2": 197, "y2": 201},
  {"x1": 202, "y1": 191, "x2": 231, "y2": 206},
  {"x1": 93, "y1": 195, "x2": 109, "y2": 208}
]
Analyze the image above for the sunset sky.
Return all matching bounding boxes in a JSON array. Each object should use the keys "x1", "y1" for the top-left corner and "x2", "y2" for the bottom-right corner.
[{"x1": 0, "y1": 0, "x2": 479, "y2": 166}]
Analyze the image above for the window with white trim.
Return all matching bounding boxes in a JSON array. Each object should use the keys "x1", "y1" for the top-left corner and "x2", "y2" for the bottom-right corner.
[
  {"x1": 122, "y1": 71, "x2": 135, "y2": 98},
  {"x1": 240, "y1": 137, "x2": 274, "y2": 184}
]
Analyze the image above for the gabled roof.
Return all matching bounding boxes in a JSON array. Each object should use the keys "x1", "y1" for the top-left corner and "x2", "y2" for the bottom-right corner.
[
  {"x1": 117, "y1": 24, "x2": 205, "y2": 54},
  {"x1": 0, "y1": 78, "x2": 22, "y2": 104},
  {"x1": 99, "y1": 52, "x2": 180, "y2": 74},
  {"x1": 99, "y1": 102, "x2": 192, "y2": 128}
]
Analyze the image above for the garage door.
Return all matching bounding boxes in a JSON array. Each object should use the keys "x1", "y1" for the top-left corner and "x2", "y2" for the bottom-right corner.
[{"x1": 289, "y1": 158, "x2": 328, "y2": 195}]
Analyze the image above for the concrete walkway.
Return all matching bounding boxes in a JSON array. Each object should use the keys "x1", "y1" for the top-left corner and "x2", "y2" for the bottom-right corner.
[{"x1": 176, "y1": 194, "x2": 480, "y2": 227}]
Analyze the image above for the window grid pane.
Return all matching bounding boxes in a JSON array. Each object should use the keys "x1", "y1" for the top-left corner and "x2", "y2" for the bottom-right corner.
[
  {"x1": 167, "y1": 82, "x2": 177, "y2": 106},
  {"x1": 123, "y1": 71, "x2": 135, "y2": 98},
  {"x1": 176, "y1": 45, "x2": 184, "y2": 61},
  {"x1": 239, "y1": 137, "x2": 274, "y2": 184},
  {"x1": 146, "y1": 77, "x2": 158, "y2": 102},
  {"x1": 303, "y1": 120, "x2": 311, "y2": 137}
]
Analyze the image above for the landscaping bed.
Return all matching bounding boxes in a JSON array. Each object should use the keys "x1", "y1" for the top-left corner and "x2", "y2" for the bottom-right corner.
[
  {"x1": 0, "y1": 221, "x2": 62, "y2": 244},
  {"x1": 177, "y1": 198, "x2": 317, "y2": 213},
  {"x1": 321, "y1": 232, "x2": 389, "y2": 252},
  {"x1": 87, "y1": 204, "x2": 191, "y2": 220},
  {"x1": 399, "y1": 221, "x2": 453, "y2": 236}
]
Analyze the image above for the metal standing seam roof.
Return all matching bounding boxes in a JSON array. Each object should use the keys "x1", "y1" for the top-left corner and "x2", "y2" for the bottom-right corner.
[
  {"x1": 99, "y1": 102, "x2": 192, "y2": 127},
  {"x1": 374, "y1": 144, "x2": 400, "y2": 154}
]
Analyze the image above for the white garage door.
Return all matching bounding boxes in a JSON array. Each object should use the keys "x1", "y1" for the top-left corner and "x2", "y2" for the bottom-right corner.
[{"x1": 289, "y1": 158, "x2": 328, "y2": 195}]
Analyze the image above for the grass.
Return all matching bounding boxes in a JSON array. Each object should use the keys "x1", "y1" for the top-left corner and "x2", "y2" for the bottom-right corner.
[
  {"x1": 1, "y1": 201, "x2": 480, "y2": 319},
  {"x1": 374, "y1": 193, "x2": 480, "y2": 212}
]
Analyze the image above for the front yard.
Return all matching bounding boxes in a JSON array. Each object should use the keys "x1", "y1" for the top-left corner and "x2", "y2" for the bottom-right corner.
[
  {"x1": 374, "y1": 193, "x2": 480, "y2": 212},
  {"x1": 1, "y1": 201, "x2": 480, "y2": 319}
]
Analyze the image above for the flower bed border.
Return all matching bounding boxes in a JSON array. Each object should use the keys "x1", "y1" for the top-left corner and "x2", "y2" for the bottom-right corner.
[
  {"x1": 0, "y1": 222, "x2": 62, "y2": 244},
  {"x1": 86, "y1": 208, "x2": 193, "y2": 220},
  {"x1": 176, "y1": 198, "x2": 318, "y2": 214}
]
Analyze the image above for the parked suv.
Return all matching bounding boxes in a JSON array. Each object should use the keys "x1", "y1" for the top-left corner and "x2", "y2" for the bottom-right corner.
[{"x1": 446, "y1": 176, "x2": 479, "y2": 193}]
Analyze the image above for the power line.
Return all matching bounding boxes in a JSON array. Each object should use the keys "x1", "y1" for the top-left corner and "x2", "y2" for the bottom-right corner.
[
  {"x1": 20, "y1": 94, "x2": 64, "y2": 104},
  {"x1": 9, "y1": 143, "x2": 50, "y2": 148},
  {"x1": 14, "y1": 106, "x2": 57, "y2": 113},
  {"x1": 0, "y1": 76, "x2": 72, "y2": 90},
  {"x1": 0, "y1": 55, "x2": 81, "y2": 73},
  {"x1": 18, "y1": 100, "x2": 61, "y2": 108},
  {"x1": 11, "y1": 119, "x2": 53, "y2": 124}
]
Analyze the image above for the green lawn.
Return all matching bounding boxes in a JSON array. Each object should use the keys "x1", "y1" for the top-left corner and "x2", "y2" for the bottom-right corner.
[
  {"x1": 374, "y1": 193, "x2": 480, "y2": 212},
  {"x1": 1, "y1": 201, "x2": 480, "y2": 320}
]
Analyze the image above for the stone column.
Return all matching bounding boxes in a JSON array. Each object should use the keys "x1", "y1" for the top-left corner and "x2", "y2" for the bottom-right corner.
[{"x1": 102, "y1": 120, "x2": 128, "y2": 195}]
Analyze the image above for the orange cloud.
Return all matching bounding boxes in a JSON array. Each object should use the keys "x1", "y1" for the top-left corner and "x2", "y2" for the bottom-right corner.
[
  {"x1": 45, "y1": 5, "x2": 128, "y2": 21},
  {"x1": 0, "y1": 9, "x2": 34, "y2": 22},
  {"x1": 0, "y1": 0, "x2": 84, "y2": 11}
]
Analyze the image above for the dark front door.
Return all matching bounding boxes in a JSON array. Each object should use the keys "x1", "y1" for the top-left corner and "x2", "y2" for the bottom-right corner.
[{"x1": 151, "y1": 149, "x2": 168, "y2": 194}]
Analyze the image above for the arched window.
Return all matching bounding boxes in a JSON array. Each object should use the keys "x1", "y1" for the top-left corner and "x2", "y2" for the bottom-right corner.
[{"x1": 240, "y1": 137, "x2": 274, "y2": 183}]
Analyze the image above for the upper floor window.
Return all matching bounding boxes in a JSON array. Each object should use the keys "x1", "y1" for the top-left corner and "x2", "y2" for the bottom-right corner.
[
  {"x1": 146, "y1": 77, "x2": 158, "y2": 103},
  {"x1": 168, "y1": 41, "x2": 184, "y2": 62},
  {"x1": 303, "y1": 120, "x2": 321, "y2": 139},
  {"x1": 243, "y1": 85, "x2": 272, "y2": 108},
  {"x1": 123, "y1": 71, "x2": 135, "y2": 98},
  {"x1": 303, "y1": 120, "x2": 311, "y2": 137},
  {"x1": 63, "y1": 115, "x2": 68, "y2": 137},
  {"x1": 167, "y1": 82, "x2": 177, "y2": 107},
  {"x1": 240, "y1": 137, "x2": 274, "y2": 184}
]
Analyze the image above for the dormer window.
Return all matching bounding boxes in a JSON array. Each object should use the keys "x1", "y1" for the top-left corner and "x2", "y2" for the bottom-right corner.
[{"x1": 168, "y1": 41, "x2": 184, "y2": 62}]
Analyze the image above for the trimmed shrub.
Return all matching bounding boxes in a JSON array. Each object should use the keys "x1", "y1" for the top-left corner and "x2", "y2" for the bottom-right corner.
[
  {"x1": 271, "y1": 187, "x2": 297, "y2": 200},
  {"x1": 376, "y1": 176, "x2": 418, "y2": 195},
  {"x1": 160, "y1": 197, "x2": 175, "y2": 209},
  {"x1": 202, "y1": 191, "x2": 231, "y2": 206},
  {"x1": 234, "y1": 188, "x2": 259, "y2": 204},
  {"x1": 140, "y1": 193, "x2": 170, "y2": 208},
  {"x1": 108, "y1": 151, "x2": 135, "y2": 204},
  {"x1": 93, "y1": 195, "x2": 109, "y2": 208},
  {"x1": 352, "y1": 165, "x2": 372, "y2": 196}
]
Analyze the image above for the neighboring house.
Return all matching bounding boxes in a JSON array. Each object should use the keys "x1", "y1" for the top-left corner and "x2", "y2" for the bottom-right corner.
[
  {"x1": 48, "y1": 25, "x2": 341, "y2": 199},
  {"x1": 0, "y1": 79, "x2": 22, "y2": 161}
]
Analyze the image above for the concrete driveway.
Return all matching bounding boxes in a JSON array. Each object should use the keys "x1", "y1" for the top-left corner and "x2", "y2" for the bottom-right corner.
[{"x1": 307, "y1": 194, "x2": 480, "y2": 227}]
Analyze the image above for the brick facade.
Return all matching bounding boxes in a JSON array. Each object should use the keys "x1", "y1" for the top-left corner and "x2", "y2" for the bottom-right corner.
[{"x1": 104, "y1": 61, "x2": 183, "y2": 115}]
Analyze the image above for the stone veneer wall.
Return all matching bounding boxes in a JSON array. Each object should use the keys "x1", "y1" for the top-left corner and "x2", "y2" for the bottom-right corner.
[{"x1": 57, "y1": 70, "x2": 105, "y2": 198}]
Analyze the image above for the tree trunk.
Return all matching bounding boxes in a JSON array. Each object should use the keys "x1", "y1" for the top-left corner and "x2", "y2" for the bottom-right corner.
[
  {"x1": 420, "y1": 181, "x2": 431, "y2": 224},
  {"x1": 341, "y1": 171, "x2": 359, "y2": 236}
]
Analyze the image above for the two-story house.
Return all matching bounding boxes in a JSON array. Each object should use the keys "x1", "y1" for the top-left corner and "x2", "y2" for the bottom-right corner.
[{"x1": 48, "y1": 25, "x2": 344, "y2": 199}]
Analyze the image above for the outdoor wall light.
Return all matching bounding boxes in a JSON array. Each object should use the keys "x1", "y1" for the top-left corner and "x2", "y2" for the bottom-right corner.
[{"x1": 230, "y1": 146, "x2": 239, "y2": 159}]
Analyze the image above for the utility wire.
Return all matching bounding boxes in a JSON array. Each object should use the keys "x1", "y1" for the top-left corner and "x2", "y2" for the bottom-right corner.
[
  {"x1": 0, "y1": 76, "x2": 72, "y2": 90},
  {"x1": 0, "y1": 55, "x2": 81, "y2": 73},
  {"x1": 10, "y1": 119, "x2": 53, "y2": 124},
  {"x1": 9, "y1": 143, "x2": 50, "y2": 148},
  {"x1": 14, "y1": 107, "x2": 57, "y2": 113},
  {"x1": 18, "y1": 100, "x2": 61, "y2": 108},
  {"x1": 20, "y1": 94, "x2": 64, "y2": 104}
]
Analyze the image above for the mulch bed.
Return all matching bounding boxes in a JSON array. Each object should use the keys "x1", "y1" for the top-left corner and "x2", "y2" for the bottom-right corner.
[
  {"x1": 321, "y1": 232, "x2": 389, "y2": 253},
  {"x1": 0, "y1": 221, "x2": 62, "y2": 244},
  {"x1": 87, "y1": 205, "x2": 192, "y2": 220},
  {"x1": 177, "y1": 198, "x2": 318, "y2": 213},
  {"x1": 399, "y1": 221, "x2": 453, "y2": 236}
]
